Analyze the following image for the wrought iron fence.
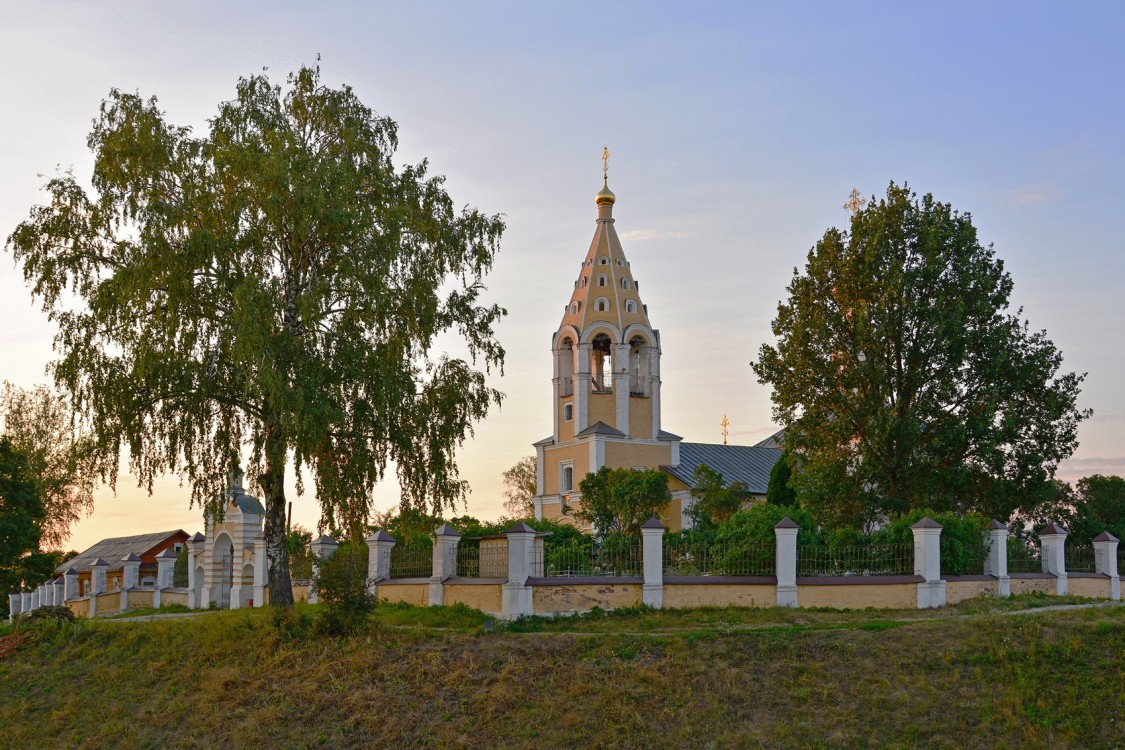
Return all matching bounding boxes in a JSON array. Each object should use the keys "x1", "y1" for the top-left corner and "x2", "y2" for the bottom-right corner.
[
  {"x1": 663, "y1": 540, "x2": 775, "y2": 577},
  {"x1": 389, "y1": 545, "x2": 432, "y2": 579},
  {"x1": 797, "y1": 543, "x2": 914, "y2": 577},
  {"x1": 532, "y1": 542, "x2": 642, "y2": 577},
  {"x1": 456, "y1": 545, "x2": 509, "y2": 578},
  {"x1": 1065, "y1": 545, "x2": 1096, "y2": 574},
  {"x1": 941, "y1": 536, "x2": 990, "y2": 576},
  {"x1": 1007, "y1": 540, "x2": 1042, "y2": 574}
]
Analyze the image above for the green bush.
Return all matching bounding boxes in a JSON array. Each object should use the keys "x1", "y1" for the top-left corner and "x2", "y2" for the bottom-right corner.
[
  {"x1": 870, "y1": 509, "x2": 988, "y2": 575},
  {"x1": 314, "y1": 541, "x2": 375, "y2": 636},
  {"x1": 714, "y1": 503, "x2": 821, "y2": 549}
]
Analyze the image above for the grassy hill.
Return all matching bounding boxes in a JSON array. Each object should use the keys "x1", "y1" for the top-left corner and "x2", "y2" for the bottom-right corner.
[{"x1": 2, "y1": 595, "x2": 1123, "y2": 749}]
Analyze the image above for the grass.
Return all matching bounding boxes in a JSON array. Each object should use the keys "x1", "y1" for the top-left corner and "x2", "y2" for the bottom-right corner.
[{"x1": 1, "y1": 595, "x2": 1123, "y2": 748}]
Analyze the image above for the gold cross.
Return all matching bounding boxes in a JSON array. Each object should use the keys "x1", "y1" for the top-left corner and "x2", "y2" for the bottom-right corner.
[
  {"x1": 721, "y1": 415, "x2": 730, "y2": 445},
  {"x1": 602, "y1": 145, "x2": 611, "y2": 181},
  {"x1": 843, "y1": 187, "x2": 866, "y2": 214}
]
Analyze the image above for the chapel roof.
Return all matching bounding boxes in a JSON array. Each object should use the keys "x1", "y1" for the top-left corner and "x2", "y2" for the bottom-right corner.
[
  {"x1": 56, "y1": 530, "x2": 187, "y2": 574},
  {"x1": 662, "y1": 443, "x2": 782, "y2": 495}
]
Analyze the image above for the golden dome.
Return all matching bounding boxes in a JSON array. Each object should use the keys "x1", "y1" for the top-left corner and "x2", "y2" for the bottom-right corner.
[{"x1": 595, "y1": 179, "x2": 616, "y2": 206}]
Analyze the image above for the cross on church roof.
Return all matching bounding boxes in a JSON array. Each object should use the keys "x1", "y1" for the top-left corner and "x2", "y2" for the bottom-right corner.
[
  {"x1": 843, "y1": 187, "x2": 867, "y2": 214},
  {"x1": 602, "y1": 145, "x2": 611, "y2": 181}
]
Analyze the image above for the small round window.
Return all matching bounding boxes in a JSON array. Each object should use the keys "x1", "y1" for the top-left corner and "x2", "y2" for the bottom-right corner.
[{"x1": 599, "y1": 257, "x2": 609, "y2": 265}]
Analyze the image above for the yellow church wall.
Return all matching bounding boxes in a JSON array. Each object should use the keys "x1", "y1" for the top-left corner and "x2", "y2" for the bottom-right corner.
[
  {"x1": 797, "y1": 583, "x2": 917, "y2": 609},
  {"x1": 603, "y1": 441, "x2": 671, "y2": 469},
  {"x1": 667, "y1": 475, "x2": 691, "y2": 492},
  {"x1": 378, "y1": 582, "x2": 429, "y2": 606},
  {"x1": 532, "y1": 582, "x2": 642, "y2": 614},
  {"x1": 1068, "y1": 576, "x2": 1110, "y2": 598},
  {"x1": 661, "y1": 498, "x2": 683, "y2": 532},
  {"x1": 628, "y1": 396, "x2": 653, "y2": 438},
  {"x1": 1009, "y1": 576, "x2": 1056, "y2": 595},
  {"x1": 945, "y1": 578, "x2": 999, "y2": 604},
  {"x1": 127, "y1": 589, "x2": 155, "y2": 610},
  {"x1": 541, "y1": 443, "x2": 590, "y2": 495},
  {"x1": 558, "y1": 400, "x2": 576, "y2": 442},
  {"x1": 588, "y1": 392, "x2": 615, "y2": 426},
  {"x1": 663, "y1": 583, "x2": 774, "y2": 609},
  {"x1": 444, "y1": 583, "x2": 502, "y2": 614}
]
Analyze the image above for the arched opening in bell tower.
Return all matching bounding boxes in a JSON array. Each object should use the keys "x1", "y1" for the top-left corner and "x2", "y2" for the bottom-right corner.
[
  {"x1": 558, "y1": 337, "x2": 575, "y2": 397},
  {"x1": 591, "y1": 333, "x2": 613, "y2": 392},
  {"x1": 629, "y1": 336, "x2": 651, "y2": 397}
]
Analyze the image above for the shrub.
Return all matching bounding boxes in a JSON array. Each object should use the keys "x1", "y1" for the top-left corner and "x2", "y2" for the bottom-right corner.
[
  {"x1": 714, "y1": 503, "x2": 821, "y2": 549},
  {"x1": 16, "y1": 605, "x2": 76, "y2": 628},
  {"x1": 870, "y1": 509, "x2": 989, "y2": 575},
  {"x1": 314, "y1": 541, "x2": 375, "y2": 636}
]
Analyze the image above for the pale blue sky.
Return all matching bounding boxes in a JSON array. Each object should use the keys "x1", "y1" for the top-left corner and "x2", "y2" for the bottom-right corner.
[{"x1": 1, "y1": 2, "x2": 1122, "y2": 550}]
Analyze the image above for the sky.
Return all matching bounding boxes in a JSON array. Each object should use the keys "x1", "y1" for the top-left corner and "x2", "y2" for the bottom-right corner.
[{"x1": 1, "y1": 2, "x2": 1123, "y2": 552}]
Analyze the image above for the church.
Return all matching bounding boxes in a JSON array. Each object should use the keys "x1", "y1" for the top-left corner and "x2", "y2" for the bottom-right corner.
[{"x1": 532, "y1": 161, "x2": 781, "y2": 531}]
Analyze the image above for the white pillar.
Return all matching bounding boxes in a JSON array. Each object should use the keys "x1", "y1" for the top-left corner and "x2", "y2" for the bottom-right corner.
[
  {"x1": 9, "y1": 591, "x2": 22, "y2": 621},
  {"x1": 501, "y1": 522, "x2": 536, "y2": 620},
  {"x1": 1038, "y1": 524, "x2": 1068, "y2": 595},
  {"x1": 52, "y1": 578, "x2": 64, "y2": 607},
  {"x1": 308, "y1": 534, "x2": 339, "y2": 605},
  {"x1": 430, "y1": 524, "x2": 460, "y2": 606},
  {"x1": 365, "y1": 530, "x2": 396, "y2": 592},
  {"x1": 613, "y1": 342, "x2": 630, "y2": 431},
  {"x1": 63, "y1": 568, "x2": 79, "y2": 602},
  {"x1": 641, "y1": 518, "x2": 665, "y2": 609},
  {"x1": 186, "y1": 533, "x2": 204, "y2": 609},
  {"x1": 982, "y1": 520, "x2": 1011, "y2": 597},
  {"x1": 153, "y1": 549, "x2": 177, "y2": 608},
  {"x1": 89, "y1": 558, "x2": 108, "y2": 617},
  {"x1": 775, "y1": 518, "x2": 799, "y2": 607},
  {"x1": 1092, "y1": 531, "x2": 1120, "y2": 600},
  {"x1": 912, "y1": 517, "x2": 946, "y2": 609},
  {"x1": 121, "y1": 553, "x2": 141, "y2": 611}
]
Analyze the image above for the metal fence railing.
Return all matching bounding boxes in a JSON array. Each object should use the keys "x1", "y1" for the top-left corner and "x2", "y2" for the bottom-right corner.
[
  {"x1": 663, "y1": 540, "x2": 775, "y2": 577},
  {"x1": 532, "y1": 543, "x2": 642, "y2": 577},
  {"x1": 941, "y1": 537, "x2": 990, "y2": 576},
  {"x1": 389, "y1": 545, "x2": 432, "y2": 579},
  {"x1": 1007, "y1": 540, "x2": 1042, "y2": 574},
  {"x1": 797, "y1": 543, "x2": 914, "y2": 577},
  {"x1": 1065, "y1": 545, "x2": 1096, "y2": 574},
  {"x1": 456, "y1": 545, "x2": 509, "y2": 578}
]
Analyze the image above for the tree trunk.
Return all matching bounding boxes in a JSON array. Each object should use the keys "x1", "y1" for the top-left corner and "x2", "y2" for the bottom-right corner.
[{"x1": 262, "y1": 418, "x2": 294, "y2": 607}]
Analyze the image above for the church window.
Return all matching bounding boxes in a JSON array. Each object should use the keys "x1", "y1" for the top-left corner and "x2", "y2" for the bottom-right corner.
[
  {"x1": 599, "y1": 257, "x2": 609, "y2": 265},
  {"x1": 621, "y1": 278, "x2": 630, "y2": 289},
  {"x1": 560, "y1": 462, "x2": 574, "y2": 493},
  {"x1": 581, "y1": 276, "x2": 587, "y2": 287},
  {"x1": 563, "y1": 403, "x2": 573, "y2": 421},
  {"x1": 591, "y1": 333, "x2": 613, "y2": 391},
  {"x1": 595, "y1": 297, "x2": 608, "y2": 312},
  {"x1": 616, "y1": 258, "x2": 624, "y2": 266},
  {"x1": 570, "y1": 302, "x2": 580, "y2": 315},
  {"x1": 597, "y1": 274, "x2": 607, "y2": 287},
  {"x1": 625, "y1": 300, "x2": 637, "y2": 313}
]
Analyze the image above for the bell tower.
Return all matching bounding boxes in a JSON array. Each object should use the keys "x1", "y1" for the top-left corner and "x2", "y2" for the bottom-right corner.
[{"x1": 533, "y1": 156, "x2": 682, "y2": 526}]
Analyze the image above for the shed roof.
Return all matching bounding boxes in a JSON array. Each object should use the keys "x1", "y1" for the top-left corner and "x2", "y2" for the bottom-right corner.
[
  {"x1": 662, "y1": 443, "x2": 782, "y2": 495},
  {"x1": 56, "y1": 530, "x2": 187, "y2": 574}
]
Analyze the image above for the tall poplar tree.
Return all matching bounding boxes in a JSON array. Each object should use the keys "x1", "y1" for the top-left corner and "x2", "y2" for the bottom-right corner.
[
  {"x1": 753, "y1": 183, "x2": 1088, "y2": 528},
  {"x1": 6, "y1": 64, "x2": 506, "y2": 606}
]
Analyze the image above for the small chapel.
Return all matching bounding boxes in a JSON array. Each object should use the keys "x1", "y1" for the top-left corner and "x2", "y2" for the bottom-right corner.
[{"x1": 532, "y1": 157, "x2": 781, "y2": 531}]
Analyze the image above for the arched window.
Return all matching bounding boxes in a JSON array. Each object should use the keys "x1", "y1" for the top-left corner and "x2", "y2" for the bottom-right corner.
[
  {"x1": 580, "y1": 276, "x2": 587, "y2": 287},
  {"x1": 621, "y1": 277, "x2": 630, "y2": 289},
  {"x1": 625, "y1": 300, "x2": 637, "y2": 313},
  {"x1": 570, "y1": 302, "x2": 580, "y2": 315},
  {"x1": 616, "y1": 258, "x2": 624, "y2": 266},
  {"x1": 598, "y1": 274, "x2": 607, "y2": 287},
  {"x1": 595, "y1": 297, "x2": 608, "y2": 312}
]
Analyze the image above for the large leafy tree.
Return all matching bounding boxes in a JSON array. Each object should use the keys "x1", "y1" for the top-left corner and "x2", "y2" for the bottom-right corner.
[
  {"x1": 753, "y1": 183, "x2": 1088, "y2": 528},
  {"x1": 574, "y1": 467, "x2": 671, "y2": 536},
  {"x1": 6, "y1": 64, "x2": 506, "y2": 606},
  {"x1": 501, "y1": 455, "x2": 537, "y2": 518},
  {"x1": 686, "y1": 464, "x2": 750, "y2": 529},
  {"x1": 0, "y1": 437, "x2": 47, "y2": 604},
  {"x1": 0, "y1": 382, "x2": 98, "y2": 547}
]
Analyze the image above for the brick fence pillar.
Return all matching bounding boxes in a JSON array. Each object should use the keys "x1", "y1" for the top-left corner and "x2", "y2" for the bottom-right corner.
[
  {"x1": 63, "y1": 568, "x2": 79, "y2": 602},
  {"x1": 774, "y1": 518, "x2": 799, "y2": 607},
  {"x1": 121, "y1": 552, "x2": 141, "y2": 611},
  {"x1": 502, "y1": 522, "x2": 536, "y2": 620},
  {"x1": 9, "y1": 591, "x2": 21, "y2": 622},
  {"x1": 365, "y1": 530, "x2": 396, "y2": 593},
  {"x1": 1038, "y1": 524, "x2": 1068, "y2": 595},
  {"x1": 430, "y1": 524, "x2": 460, "y2": 606},
  {"x1": 982, "y1": 520, "x2": 1010, "y2": 597},
  {"x1": 641, "y1": 518, "x2": 665, "y2": 609},
  {"x1": 186, "y1": 533, "x2": 204, "y2": 609},
  {"x1": 308, "y1": 534, "x2": 339, "y2": 605},
  {"x1": 153, "y1": 549, "x2": 177, "y2": 608},
  {"x1": 912, "y1": 517, "x2": 946, "y2": 609},
  {"x1": 1092, "y1": 531, "x2": 1120, "y2": 600}
]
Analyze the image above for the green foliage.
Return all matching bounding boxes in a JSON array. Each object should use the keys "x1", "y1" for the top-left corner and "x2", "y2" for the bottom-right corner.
[
  {"x1": 314, "y1": 542, "x2": 375, "y2": 636},
  {"x1": 574, "y1": 467, "x2": 671, "y2": 536},
  {"x1": 0, "y1": 382, "x2": 98, "y2": 548},
  {"x1": 501, "y1": 456, "x2": 537, "y2": 518},
  {"x1": 285, "y1": 524, "x2": 314, "y2": 580},
  {"x1": 0, "y1": 437, "x2": 47, "y2": 609},
  {"x1": 14, "y1": 605, "x2": 76, "y2": 628},
  {"x1": 1033, "y1": 475, "x2": 1125, "y2": 546},
  {"x1": 753, "y1": 182, "x2": 1089, "y2": 529},
  {"x1": 173, "y1": 545, "x2": 189, "y2": 588},
  {"x1": 869, "y1": 509, "x2": 989, "y2": 575},
  {"x1": 714, "y1": 503, "x2": 821, "y2": 549},
  {"x1": 270, "y1": 603, "x2": 315, "y2": 643},
  {"x1": 686, "y1": 464, "x2": 750, "y2": 529},
  {"x1": 6, "y1": 63, "x2": 506, "y2": 606},
  {"x1": 765, "y1": 450, "x2": 797, "y2": 507}
]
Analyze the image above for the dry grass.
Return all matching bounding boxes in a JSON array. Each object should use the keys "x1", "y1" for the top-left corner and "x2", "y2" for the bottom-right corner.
[{"x1": 1, "y1": 597, "x2": 1123, "y2": 749}]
